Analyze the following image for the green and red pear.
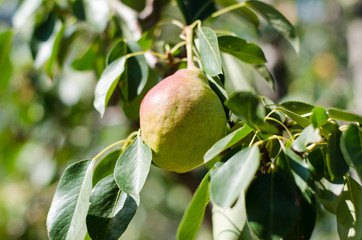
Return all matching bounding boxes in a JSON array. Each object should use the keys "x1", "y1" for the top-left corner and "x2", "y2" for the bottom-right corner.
[{"x1": 140, "y1": 67, "x2": 227, "y2": 173}]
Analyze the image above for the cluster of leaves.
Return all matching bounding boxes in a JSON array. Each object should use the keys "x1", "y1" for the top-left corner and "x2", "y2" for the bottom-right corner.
[{"x1": 9, "y1": 0, "x2": 358, "y2": 239}]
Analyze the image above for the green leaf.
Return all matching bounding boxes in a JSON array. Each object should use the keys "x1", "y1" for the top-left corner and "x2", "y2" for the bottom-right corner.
[
  {"x1": 30, "y1": 13, "x2": 60, "y2": 68},
  {"x1": 177, "y1": 172, "x2": 210, "y2": 240},
  {"x1": 83, "y1": 0, "x2": 110, "y2": 33},
  {"x1": 283, "y1": 149, "x2": 314, "y2": 193},
  {"x1": 284, "y1": 195, "x2": 316, "y2": 240},
  {"x1": 72, "y1": 0, "x2": 86, "y2": 21},
  {"x1": 311, "y1": 106, "x2": 328, "y2": 128},
  {"x1": 176, "y1": 0, "x2": 216, "y2": 24},
  {"x1": 121, "y1": 0, "x2": 146, "y2": 12},
  {"x1": 245, "y1": 0, "x2": 299, "y2": 53},
  {"x1": 225, "y1": 91, "x2": 278, "y2": 133},
  {"x1": 137, "y1": 30, "x2": 154, "y2": 51},
  {"x1": 336, "y1": 177, "x2": 362, "y2": 240},
  {"x1": 279, "y1": 101, "x2": 314, "y2": 115},
  {"x1": 341, "y1": 124, "x2": 362, "y2": 180},
  {"x1": 46, "y1": 23, "x2": 66, "y2": 76},
  {"x1": 93, "y1": 56, "x2": 126, "y2": 117},
  {"x1": 86, "y1": 175, "x2": 137, "y2": 240},
  {"x1": 216, "y1": 0, "x2": 259, "y2": 27},
  {"x1": 292, "y1": 125, "x2": 321, "y2": 152},
  {"x1": 218, "y1": 35, "x2": 267, "y2": 64},
  {"x1": 0, "y1": 30, "x2": 13, "y2": 93},
  {"x1": 57, "y1": 25, "x2": 78, "y2": 67},
  {"x1": 108, "y1": 40, "x2": 127, "y2": 64},
  {"x1": 121, "y1": 67, "x2": 159, "y2": 120},
  {"x1": 210, "y1": 146, "x2": 260, "y2": 207},
  {"x1": 246, "y1": 172, "x2": 301, "y2": 239},
  {"x1": 47, "y1": 160, "x2": 95, "y2": 240},
  {"x1": 92, "y1": 150, "x2": 120, "y2": 187},
  {"x1": 119, "y1": 41, "x2": 149, "y2": 103},
  {"x1": 328, "y1": 108, "x2": 362, "y2": 124},
  {"x1": 114, "y1": 136, "x2": 152, "y2": 202},
  {"x1": 198, "y1": 26, "x2": 222, "y2": 77},
  {"x1": 327, "y1": 129, "x2": 349, "y2": 181},
  {"x1": 204, "y1": 124, "x2": 253, "y2": 163},
  {"x1": 253, "y1": 64, "x2": 275, "y2": 90},
  {"x1": 276, "y1": 107, "x2": 310, "y2": 128},
  {"x1": 72, "y1": 42, "x2": 98, "y2": 71},
  {"x1": 307, "y1": 148, "x2": 326, "y2": 180}
]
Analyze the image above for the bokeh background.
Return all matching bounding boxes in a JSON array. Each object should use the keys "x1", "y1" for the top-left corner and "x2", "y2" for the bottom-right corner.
[{"x1": 0, "y1": 0, "x2": 361, "y2": 239}]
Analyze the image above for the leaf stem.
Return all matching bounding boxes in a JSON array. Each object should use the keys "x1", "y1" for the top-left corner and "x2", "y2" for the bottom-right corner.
[
  {"x1": 265, "y1": 116, "x2": 294, "y2": 140},
  {"x1": 93, "y1": 140, "x2": 132, "y2": 167},
  {"x1": 249, "y1": 131, "x2": 259, "y2": 146},
  {"x1": 185, "y1": 26, "x2": 195, "y2": 68},
  {"x1": 170, "y1": 41, "x2": 186, "y2": 54},
  {"x1": 126, "y1": 50, "x2": 168, "y2": 60},
  {"x1": 92, "y1": 131, "x2": 138, "y2": 168},
  {"x1": 209, "y1": 2, "x2": 246, "y2": 19},
  {"x1": 184, "y1": 20, "x2": 201, "y2": 69}
]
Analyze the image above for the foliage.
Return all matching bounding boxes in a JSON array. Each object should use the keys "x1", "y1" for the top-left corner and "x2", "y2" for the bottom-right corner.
[{"x1": 1, "y1": 0, "x2": 361, "y2": 239}]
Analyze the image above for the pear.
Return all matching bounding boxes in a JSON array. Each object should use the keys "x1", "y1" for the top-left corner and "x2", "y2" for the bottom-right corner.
[{"x1": 140, "y1": 67, "x2": 227, "y2": 173}]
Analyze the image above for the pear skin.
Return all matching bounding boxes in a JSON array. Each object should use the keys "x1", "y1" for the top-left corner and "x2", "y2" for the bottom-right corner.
[{"x1": 140, "y1": 67, "x2": 227, "y2": 173}]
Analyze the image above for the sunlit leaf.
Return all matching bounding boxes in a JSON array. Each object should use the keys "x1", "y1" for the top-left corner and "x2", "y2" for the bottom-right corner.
[
  {"x1": 93, "y1": 56, "x2": 126, "y2": 116},
  {"x1": 336, "y1": 177, "x2": 362, "y2": 240},
  {"x1": 328, "y1": 108, "x2": 362, "y2": 124},
  {"x1": 210, "y1": 146, "x2": 260, "y2": 207},
  {"x1": 292, "y1": 125, "x2": 321, "y2": 152},
  {"x1": 137, "y1": 30, "x2": 154, "y2": 51},
  {"x1": 212, "y1": 193, "x2": 252, "y2": 240},
  {"x1": 341, "y1": 124, "x2": 362, "y2": 180},
  {"x1": 204, "y1": 124, "x2": 253, "y2": 163},
  {"x1": 177, "y1": 172, "x2": 210, "y2": 240},
  {"x1": 246, "y1": 172, "x2": 300, "y2": 239},
  {"x1": 114, "y1": 136, "x2": 152, "y2": 203},
  {"x1": 218, "y1": 35, "x2": 267, "y2": 64},
  {"x1": 315, "y1": 178, "x2": 344, "y2": 214},
  {"x1": 47, "y1": 160, "x2": 95, "y2": 240},
  {"x1": 86, "y1": 175, "x2": 137, "y2": 240},
  {"x1": 198, "y1": 26, "x2": 222, "y2": 77},
  {"x1": 311, "y1": 106, "x2": 328, "y2": 128},
  {"x1": 245, "y1": 0, "x2": 299, "y2": 53}
]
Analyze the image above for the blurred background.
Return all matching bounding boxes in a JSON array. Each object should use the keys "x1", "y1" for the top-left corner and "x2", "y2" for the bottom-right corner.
[{"x1": 0, "y1": 0, "x2": 361, "y2": 239}]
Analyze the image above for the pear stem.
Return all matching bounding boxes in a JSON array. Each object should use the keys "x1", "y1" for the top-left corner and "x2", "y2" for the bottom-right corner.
[{"x1": 185, "y1": 25, "x2": 195, "y2": 69}]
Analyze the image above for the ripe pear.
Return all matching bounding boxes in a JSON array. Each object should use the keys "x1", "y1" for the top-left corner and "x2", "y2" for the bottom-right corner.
[{"x1": 140, "y1": 67, "x2": 227, "y2": 173}]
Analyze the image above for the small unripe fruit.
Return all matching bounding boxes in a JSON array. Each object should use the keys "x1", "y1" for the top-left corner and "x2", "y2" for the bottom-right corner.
[{"x1": 140, "y1": 67, "x2": 227, "y2": 173}]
